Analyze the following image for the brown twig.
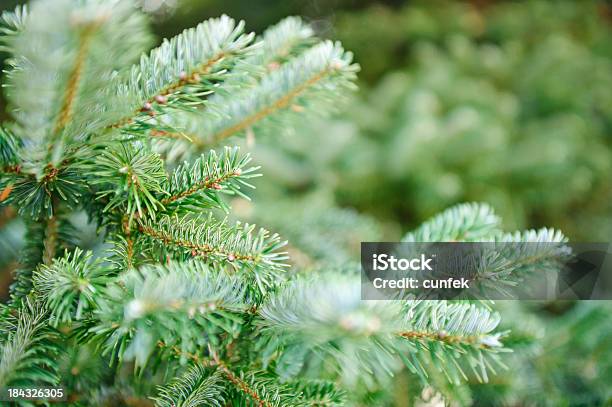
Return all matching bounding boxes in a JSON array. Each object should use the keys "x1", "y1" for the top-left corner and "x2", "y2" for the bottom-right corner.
[
  {"x1": 161, "y1": 172, "x2": 235, "y2": 205},
  {"x1": 108, "y1": 53, "x2": 226, "y2": 129},
  {"x1": 53, "y1": 24, "x2": 97, "y2": 135},
  {"x1": 208, "y1": 68, "x2": 332, "y2": 145},
  {"x1": 138, "y1": 223, "x2": 258, "y2": 263}
]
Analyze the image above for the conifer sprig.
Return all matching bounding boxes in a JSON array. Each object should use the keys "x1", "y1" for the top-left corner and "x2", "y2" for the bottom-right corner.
[
  {"x1": 138, "y1": 214, "x2": 288, "y2": 278},
  {"x1": 0, "y1": 299, "x2": 60, "y2": 387},
  {"x1": 401, "y1": 204, "x2": 571, "y2": 298},
  {"x1": 156, "y1": 40, "x2": 358, "y2": 160},
  {"x1": 152, "y1": 364, "x2": 226, "y2": 407},
  {"x1": 397, "y1": 301, "x2": 507, "y2": 383},
  {"x1": 163, "y1": 146, "x2": 260, "y2": 214},
  {"x1": 103, "y1": 15, "x2": 256, "y2": 132},
  {"x1": 403, "y1": 202, "x2": 501, "y2": 242},
  {"x1": 1, "y1": 0, "x2": 152, "y2": 166},
  {"x1": 88, "y1": 261, "x2": 248, "y2": 367},
  {"x1": 33, "y1": 248, "x2": 110, "y2": 326},
  {"x1": 89, "y1": 142, "x2": 167, "y2": 222}
]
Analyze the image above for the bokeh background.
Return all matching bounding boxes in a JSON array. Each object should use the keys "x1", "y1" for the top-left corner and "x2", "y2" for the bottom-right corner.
[{"x1": 1, "y1": 0, "x2": 611, "y2": 405}]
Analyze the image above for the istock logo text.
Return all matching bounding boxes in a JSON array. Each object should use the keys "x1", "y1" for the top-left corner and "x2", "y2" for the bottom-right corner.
[{"x1": 372, "y1": 253, "x2": 434, "y2": 271}]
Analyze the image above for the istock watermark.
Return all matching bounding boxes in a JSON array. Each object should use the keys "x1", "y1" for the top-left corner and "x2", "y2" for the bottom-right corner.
[
  {"x1": 361, "y1": 242, "x2": 612, "y2": 300},
  {"x1": 372, "y1": 253, "x2": 433, "y2": 271}
]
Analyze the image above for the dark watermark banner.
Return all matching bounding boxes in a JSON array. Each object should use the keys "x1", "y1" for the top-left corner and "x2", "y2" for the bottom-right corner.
[{"x1": 361, "y1": 242, "x2": 612, "y2": 300}]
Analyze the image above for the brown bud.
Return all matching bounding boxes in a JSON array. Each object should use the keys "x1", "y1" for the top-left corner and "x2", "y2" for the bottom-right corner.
[
  {"x1": 155, "y1": 94, "x2": 167, "y2": 104},
  {"x1": 211, "y1": 182, "x2": 222, "y2": 190},
  {"x1": 179, "y1": 71, "x2": 188, "y2": 81},
  {"x1": 141, "y1": 102, "x2": 152, "y2": 111}
]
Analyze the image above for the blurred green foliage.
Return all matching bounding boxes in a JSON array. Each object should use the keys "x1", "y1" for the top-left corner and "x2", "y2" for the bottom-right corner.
[{"x1": 252, "y1": 0, "x2": 612, "y2": 241}]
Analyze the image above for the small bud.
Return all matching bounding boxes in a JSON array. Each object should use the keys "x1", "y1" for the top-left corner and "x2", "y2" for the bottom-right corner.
[
  {"x1": 148, "y1": 110, "x2": 156, "y2": 117},
  {"x1": 141, "y1": 102, "x2": 152, "y2": 111},
  {"x1": 179, "y1": 71, "x2": 188, "y2": 81},
  {"x1": 208, "y1": 302, "x2": 217, "y2": 311},
  {"x1": 267, "y1": 61, "x2": 280, "y2": 71},
  {"x1": 227, "y1": 253, "x2": 235, "y2": 262},
  {"x1": 438, "y1": 330, "x2": 448, "y2": 339},
  {"x1": 191, "y1": 249, "x2": 197, "y2": 256},
  {"x1": 339, "y1": 316, "x2": 355, "y2": 330},
  {"x1": 233, "y1": 168, "x2": 242, "y2": 176},
  {"x1": 155, "y1": 94, "x2": 167, "y2": 104},
  {"x1": 211, "y1": 182, "x2": 222, "y2": 190},
  {"x1": 192, "y1": 73, "x2": 201, "y2": 83}
]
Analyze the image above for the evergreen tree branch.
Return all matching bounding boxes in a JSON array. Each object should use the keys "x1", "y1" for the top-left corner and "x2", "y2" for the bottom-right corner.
[
  {"x1": 216, "y1": 71, "x2": 325, "y2": 144},
  {"x1": 138, "y1": 214, "x2": 288, "y2": 280},
  {"x1": 1, "y1": 0, "x2": 152, "y2": 167},
  {"x1": 149, "y1": 16, "x2": 315, "y2": 150},
  {"x1": 88, "y1": 261, "x2": 248, "y2": 367},
  {"x1": 212, "y1": 354, "x2": 299, "y2": 407},
  {"x1": 402, "y1": 203, "x2": 501, "y2": 242},
  {"x1": 258, "y1": 273, "x2": 509, "y2": 386},
  {"x1": 155, "y1": 40, "x2": 358, "y2": 160},
  {"x1": 257, "y1": 273, "x2": 410, "y2": 386},
  {"x1": 463, "y1": 228, "x2": 571, "y2": 296},
  {"x1": 0, "y1": 299, "x2": 61, "y2": 387},
  {"x1": 34, "y1": 248, "x2": 111, "y2": 326},
  {"x1": 398, "y1": 301, "x2": 503, "y2": 349},
  {"x1": 252, "y1": 16, "x2": 315, "y2": 67},
  {"x1": 162, "y1": 146, "x2": 259, "y2": 213},
  {"x1": 219, "y1": 366, "x2": 273, "y2": 407},
  {"x1": 207, "y1": 41, "x2": 356, "y2": 146},
  {"x1": 103, "y1": 15, "x2": 255, "y2": 131},
  {"x1": 4, "y1": 162, "x2": 84, "y2": 219},
  {"x1": 152, "y1": 364, "x2": 226, "y2": 407},
  {"x1": 88, "y1": 142, "x2": 167, "y2": 222},
  {"x1": 395, "y1": 301, "x2": 508, "y2": 383},
  {"x1": 297, "y1": 381, "x2": 346, "y2": 406}
]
